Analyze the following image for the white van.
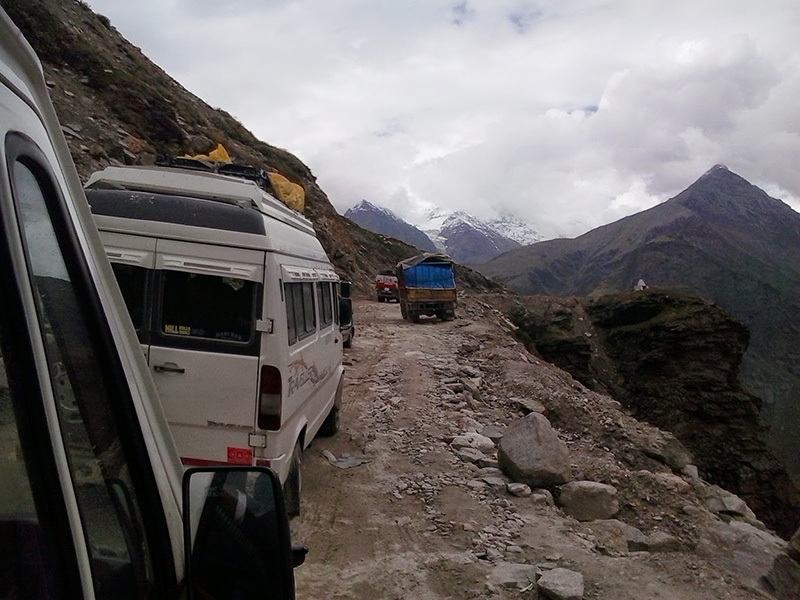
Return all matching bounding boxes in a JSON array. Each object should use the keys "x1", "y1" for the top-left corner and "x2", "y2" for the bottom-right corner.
[
  {"x1": 84, "y1": 159, "x2": 345, "y2": 515},
  {"x1": 0, "y1": 7, "x2": 301, "y2": 598}
]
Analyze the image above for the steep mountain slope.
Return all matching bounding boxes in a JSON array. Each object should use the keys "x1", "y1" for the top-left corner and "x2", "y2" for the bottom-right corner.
[
  {"x1": 479, "y1": 166, "x2": 800, "y2": 484},
  {"x1": 344, "y1": 200, "x2": 439, "y2": 253}
]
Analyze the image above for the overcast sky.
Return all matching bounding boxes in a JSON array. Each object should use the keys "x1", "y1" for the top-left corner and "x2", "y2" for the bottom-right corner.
[{"x1": 86, "y1": 0, "x2": 800, "y2": 238}]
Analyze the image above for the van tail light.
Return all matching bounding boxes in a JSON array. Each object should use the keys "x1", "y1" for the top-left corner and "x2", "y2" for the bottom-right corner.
[{"x1": 258, "y1": 365, "x2": 282, "y2": 430}]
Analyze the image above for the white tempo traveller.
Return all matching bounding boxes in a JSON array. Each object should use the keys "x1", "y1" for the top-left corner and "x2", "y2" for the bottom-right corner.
[{"x1": 85, "y1": 159, "x2": 345, "y2": 516}]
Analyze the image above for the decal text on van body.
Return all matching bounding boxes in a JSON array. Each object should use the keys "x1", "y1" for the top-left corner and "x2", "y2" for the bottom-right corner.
[{"x1": 287, "y1": 356, "x2": 329, "y2": 397}]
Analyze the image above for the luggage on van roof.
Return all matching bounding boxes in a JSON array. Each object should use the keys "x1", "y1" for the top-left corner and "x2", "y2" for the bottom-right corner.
[
  {"x1": 155, "y1": 148, "x2": 306, "y2": 213},
  {"x1": 86, "y1": 162, "x2": 317, "y2": 238}
]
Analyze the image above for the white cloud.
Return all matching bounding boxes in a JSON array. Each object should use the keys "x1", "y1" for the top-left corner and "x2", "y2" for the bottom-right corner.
[{"x1": 87, "y1": 0, "x2": 800, "y2": 237}]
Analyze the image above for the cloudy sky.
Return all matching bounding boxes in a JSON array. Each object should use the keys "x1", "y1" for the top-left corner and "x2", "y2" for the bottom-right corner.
[{"x1": 86, "y1": 0, "x2": 800, "y2": 238}]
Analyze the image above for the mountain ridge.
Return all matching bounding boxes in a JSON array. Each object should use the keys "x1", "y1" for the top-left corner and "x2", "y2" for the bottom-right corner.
[{"x1": 478, "y1": 166, "x2": 800, "y2": 487}]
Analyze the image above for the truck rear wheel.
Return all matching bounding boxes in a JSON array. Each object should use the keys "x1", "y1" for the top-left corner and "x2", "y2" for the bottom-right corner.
[
  {"x1": 400, "y1": 304, "x2": 408, "y2": 320},
  {"x1": 411, "y1": 312, "x2": 420, "y2": 323},
  {"x1": 283, "y1": 441, "x2": 302, "y2": 518}
]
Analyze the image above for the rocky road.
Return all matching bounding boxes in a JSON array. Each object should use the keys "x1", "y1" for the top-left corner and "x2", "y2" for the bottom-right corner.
[{"x1": 290, "y1": 297, "x2": 783, "y2": 599}]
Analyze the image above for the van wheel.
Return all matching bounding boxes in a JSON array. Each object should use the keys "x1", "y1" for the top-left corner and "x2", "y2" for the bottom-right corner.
[
  {"x1": 319, "y1": 404, "x2": 340, "y2": 436},
  {"x1": 283, "y1": 442, "x2": 302, "y2": 518},
  {"x1": 343, "y1": 329, "x2": 353, "y2": 348}
]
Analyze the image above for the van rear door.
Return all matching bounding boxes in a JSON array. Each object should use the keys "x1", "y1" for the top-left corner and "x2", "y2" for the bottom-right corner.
[{"x1": 149, "y1": 240, "x2": 265, "y2": 466}]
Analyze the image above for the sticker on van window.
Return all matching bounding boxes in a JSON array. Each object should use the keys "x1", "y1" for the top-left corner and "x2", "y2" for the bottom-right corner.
[
  {"x1": 227, "y1": 447, "x2": 253, "y2": 464},
  {"x1": 164, "y1": 324, "x2": 192, "y2": 335}
]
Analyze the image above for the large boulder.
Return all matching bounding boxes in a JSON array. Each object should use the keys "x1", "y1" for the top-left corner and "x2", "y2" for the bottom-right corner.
[
  {"x1": 764, "y1": 527, "x2": 800, "y2": 599},
  {"x1": 537, "y1": 568, "x2": 584, "y2": 600},
  {"x1": 559, "y1": 481, "x2": 619, "y2": 521},
  {"x1": 498, "y1": 413, "x2": 571, "y2": 488}
]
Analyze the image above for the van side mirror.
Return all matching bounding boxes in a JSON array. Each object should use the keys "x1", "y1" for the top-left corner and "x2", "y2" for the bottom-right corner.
[
  {"x1": 339, "y1": 280, "x2": 351, "y2": 298},
  {"x1": 338, "y1": 297, "x2": 353, "y2": 328},
  {"x1": 182, "y1": 467, "x2": 301, "y2": 600}
]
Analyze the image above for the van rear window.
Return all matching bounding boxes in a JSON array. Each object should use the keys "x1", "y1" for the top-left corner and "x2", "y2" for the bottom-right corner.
[{"x1": 160, "y1": 271, "x2": 255, "y2": 343}]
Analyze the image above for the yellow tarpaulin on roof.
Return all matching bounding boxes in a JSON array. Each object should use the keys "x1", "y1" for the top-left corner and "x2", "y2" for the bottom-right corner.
[
  {"x1": 268, "y1": 171, "x2": 305, "y2": 213},
  {"x1": 180, "y1": 143, "x2": 231, "y2": 163}
]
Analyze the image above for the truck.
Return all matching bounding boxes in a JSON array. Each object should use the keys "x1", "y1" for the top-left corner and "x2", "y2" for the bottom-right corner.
[
  {"x1": 375, "y1": 268, "x2": 399, "y2": 302},
  {"x1": 396, "y1": 253, "x2": 457, "y2": 323},
  {"x1": 0, "y1": 8, "x2": 301, "y2": 598}
]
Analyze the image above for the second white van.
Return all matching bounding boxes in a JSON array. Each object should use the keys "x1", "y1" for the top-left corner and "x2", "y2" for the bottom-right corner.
[{"x1": 85, "y1": 160, "x2": 345, "y2": 515}]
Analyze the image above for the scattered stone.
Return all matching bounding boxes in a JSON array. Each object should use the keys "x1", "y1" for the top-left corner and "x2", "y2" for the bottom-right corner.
[
  {"x1": 537, "y1": 567, "x2": 584, "y2": 600},
  {"x1": 646, "y1": 531, "x2": 682, "y2": 553},
  {"x1": 498, "y1": 412, "x2": 571, "y2": 488},
  {"x1": 641, "y1": 435, "x2": 693, "y2": 471},
  {"x1": 703, "y1": 485, "x2": 757, "y2": 519},
  {"x1": 588, "y1": 519, "x2": 648, "y2": 554},
  {"x1": 476, "y1": 456, "x2": 500, "y2": 468},
  {"x1": 490, "y1": 562, "x2": 540, "y2": 590},
  {"x1": 451, "y1": 432, "x2": 496, "y2": 453},
  {"x1": 508, "y1": 396, "x2": 547, "y2": 415},
  {"x1": 531, "y1": 488, "x2": 555, "y2": 506},
  {"x1": 61, "y1": 125, "x2": 83, "y2": 140},
  {"x1": 482, "y1": 476, "x2": 508, "y2": 492},
  {"x1": 481, "y1": 424, "x2": 505, "y2": 443},
  {"x1": 681, "y1": 464, "x2": 700, "y2": 480},
  {"x1": 507, "y1": 482, "x2": 532, "y2": 497},
  {"x1": 587, "y1": 520, "x2": 629, "y2": 556},
  {"x1": 559, "y1": 481, "x2": 619, "y2": 521},
  {"x1": 477, "y1": 467, "x2": 505, "y2": 478},
  {"x1": 456, "y1": 447, "x2": 487, "y2": 464}
]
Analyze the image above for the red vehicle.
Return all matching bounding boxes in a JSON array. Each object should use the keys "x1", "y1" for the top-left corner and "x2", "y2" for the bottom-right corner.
[{"x1": 375, "y1": 269, "x2": 399, "y2": 302}]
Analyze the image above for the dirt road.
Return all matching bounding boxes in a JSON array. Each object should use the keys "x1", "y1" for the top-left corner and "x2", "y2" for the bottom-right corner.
[{"x1": 290, "y1": 298, "x2": 779, "y2": 599}]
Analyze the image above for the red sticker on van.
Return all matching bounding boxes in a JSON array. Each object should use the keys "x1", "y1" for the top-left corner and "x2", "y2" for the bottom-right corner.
[{"x1": 227, "y1": 446, "x2": 253, "y2": 464}]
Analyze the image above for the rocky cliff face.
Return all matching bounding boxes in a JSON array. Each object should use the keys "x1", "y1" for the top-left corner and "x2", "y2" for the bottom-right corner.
[{"x1": 506, "y1": 289, "x2": 800, "y2": 539}]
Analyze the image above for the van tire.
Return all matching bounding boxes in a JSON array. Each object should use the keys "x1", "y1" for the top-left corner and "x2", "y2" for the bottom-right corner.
[
  {"x1": 319, "y1": 404, "x2": 340, "y2": 436},
  {"x1": 284, "y1": 442, "x2": 302, "y2": 518}
]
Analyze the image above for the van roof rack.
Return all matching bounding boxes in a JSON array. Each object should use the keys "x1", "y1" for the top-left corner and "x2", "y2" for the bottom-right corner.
[{"x1": 154, "y1": 154, "x2": 276, "y2": 196}]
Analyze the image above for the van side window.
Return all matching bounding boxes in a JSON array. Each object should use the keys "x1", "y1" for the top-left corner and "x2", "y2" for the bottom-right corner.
[
  {"x1": 284, "y1": 282, "x2": 316, "y2": 344},
  {"x1": 318, "y1": 282, "x2": 333, "y2": 328},
  {"x1": 111, "y1": 263, "x2": 147, "y2": 333},
  {"x1": 160, "y1": 271, "x2": 255, "y2": 343},
  {"x1": 9, "y1": 155, "x2": 160, "y2": 599}
]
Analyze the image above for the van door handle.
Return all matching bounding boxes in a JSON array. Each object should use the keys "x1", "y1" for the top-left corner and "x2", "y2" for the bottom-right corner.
[{"x1": 153, "y1": 362, "x2": 185, "y2": 374}]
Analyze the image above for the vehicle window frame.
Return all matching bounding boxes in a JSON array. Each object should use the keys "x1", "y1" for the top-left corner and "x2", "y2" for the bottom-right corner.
[
  {"x1": 110, "y1": 262, "x2": 152, "y2": 343},
  {"x1": 0, "y1": 137, "x2": 81, "y2": 600},
  {"x1": 4, "y1": 131, "x2": 177, "y2": 596},
  {"x1": 151, "y1": 269, "x2": 262, "y2": 356},
  {"x1": 317, "y1": 281, "x2": 333, "y2": 328},
  {"x1": 284, "y1": 281, "x2": 317, "y2": 345}
]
